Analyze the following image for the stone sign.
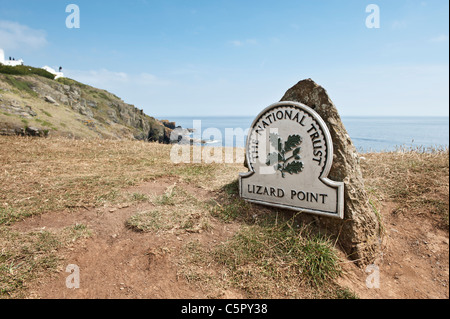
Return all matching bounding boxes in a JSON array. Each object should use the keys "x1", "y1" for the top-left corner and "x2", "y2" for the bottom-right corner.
[{"x1": 240, "y1": 101, "x2": 345, "y2": 219}]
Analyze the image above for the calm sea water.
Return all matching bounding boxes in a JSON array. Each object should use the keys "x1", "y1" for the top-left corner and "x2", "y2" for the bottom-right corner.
[{"x1": 164, "y1": 116, "x2": 449, "y2": 153}]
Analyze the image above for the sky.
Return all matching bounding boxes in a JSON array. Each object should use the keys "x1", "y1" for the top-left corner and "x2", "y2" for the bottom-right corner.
[{"x1": 0, "y1": 0, "x2": 448, "y2": 118}]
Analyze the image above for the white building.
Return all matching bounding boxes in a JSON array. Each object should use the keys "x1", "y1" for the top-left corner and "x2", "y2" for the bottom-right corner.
[
  {"x1": 0, "y1": 49, "x2": 24, "y2": 67},
  {"x1": 1, "y1": 48, "x2": 64, "y2": 80},
  {"x1": 42, "y1": 66, "x2": 64, "y2": 80}
]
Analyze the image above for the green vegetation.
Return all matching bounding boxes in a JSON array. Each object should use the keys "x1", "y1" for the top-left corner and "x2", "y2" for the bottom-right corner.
[
  {"x1": 66, "y1": 223, "x2": 92, "y2": 241},
  {"x1": 211, "y1": 197, "x2": 252, "y2": 222},
  {"x1": 34, "y1": 119, "x2": 54, "y2": 128},
  {"x1": 0, "y1": 65, "x2": 54, "y2": 80},
  {"x1": 130, "y1": 192, "x2": 149, "y2": 202},
  {"x1": 55, "y1": 77, "x2": 87, "y2": 89},
  {"x1": 0, "y1": 207, "x2": 32, "y2": 226},
  {"x1": 211, "y1": 179, "x2": 252, "y2": 222},
  {"x1": 172, "y1": 178, "x2": 346, "y2": 298},
  {"x1": 214, "y1": 214, "x2": 341, "y2": 289},
  {"x1": 221, "y1": 179, "x2": 239, "y2": 196},
  {"x1": 97, "y1": 92, "x2": 111, "y2": 101},
  {"x1": 333, "y1": 287, "x2": 360, "y2": 299},
  {"x1": 2, "y1": 75, "x2": 38, "y2": 97},
  {"x1": 40, "y1": 110, "x2": 53, "y2": 118},
  {"x1": 178, "y1": 209, "x2": 346, "y2": 298}
]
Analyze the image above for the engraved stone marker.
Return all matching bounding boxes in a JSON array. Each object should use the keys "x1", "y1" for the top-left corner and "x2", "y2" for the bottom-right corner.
[
  {"x1": 240, "y1": 101, "x2": 345, "y2": 219},
  {"x1": 279, "y1": 79, "x2": 381, "y2": 265}
]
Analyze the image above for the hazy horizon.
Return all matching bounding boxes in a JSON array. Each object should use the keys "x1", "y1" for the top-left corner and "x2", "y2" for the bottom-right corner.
[{"x1": 156, "y1": 114, "x2": 450, "y2": 119}]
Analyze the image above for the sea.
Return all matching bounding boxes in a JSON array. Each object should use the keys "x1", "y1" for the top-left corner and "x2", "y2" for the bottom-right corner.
[{"x1": 164, "y1": 116, "x2": 449, "y2": 153}]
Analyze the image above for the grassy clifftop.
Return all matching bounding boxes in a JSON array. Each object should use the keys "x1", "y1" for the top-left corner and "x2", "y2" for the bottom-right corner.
[
  {"x1": 0, "y1": 66, "x2": 172, "y2": 142},
  {"x1": 0, "y1": 137, "x2": 448, "y2": 299}
]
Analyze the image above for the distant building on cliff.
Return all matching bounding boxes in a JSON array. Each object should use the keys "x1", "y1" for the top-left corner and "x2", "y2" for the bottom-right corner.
[
  {"x1": 41, "y1": 66, "x2": 64, "y2": 80},
  {"x1": 0, "y1": 48, "x2": 24, "y2": 67},
  {"x1": 1, "y1": 48, "x2": 64, "y2": 79}
]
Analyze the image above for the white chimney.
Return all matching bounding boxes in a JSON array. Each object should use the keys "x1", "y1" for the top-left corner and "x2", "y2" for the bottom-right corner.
[{"x1": 0, "y1": 49, "x2": 5, "y2": 64}]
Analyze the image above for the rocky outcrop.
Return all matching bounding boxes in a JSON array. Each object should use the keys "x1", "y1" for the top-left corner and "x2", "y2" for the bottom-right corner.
[
  {"x1": 0, "y1": 73, "x2": 174, "y2": 143},
  {"x1": 0, "y1": 102, "x2": 37, "y2": 118},
  {"x1": 0, "y1": 124, "x2": 48, "y2": 137},
  {"x1": 44, "y1": 96, "x2": 57, "y2": 104},
  {"x1": 161, "y1": 120, "x2": 176, "y2": 130},
  {"x1": 280, "y1": 79, "x2": 381, "y2": 265}
]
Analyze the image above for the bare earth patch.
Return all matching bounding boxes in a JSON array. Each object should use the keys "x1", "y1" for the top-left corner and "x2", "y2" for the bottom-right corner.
[
  {"x1": 338, "y1": 201, "x2": 449, "y2": 299},
  {"x1": 15, "y1": 180, "x2": 243, "y2": 299}
]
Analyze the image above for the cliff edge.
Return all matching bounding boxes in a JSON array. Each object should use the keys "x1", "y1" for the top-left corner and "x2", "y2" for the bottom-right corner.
[{"x1": 0, "y1": 65, "x2": 174, "y2": 142}]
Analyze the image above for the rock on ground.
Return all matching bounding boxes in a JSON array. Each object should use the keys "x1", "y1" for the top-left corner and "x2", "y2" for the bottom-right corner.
[{"x1": 280, "y1": 78, "x2": 381, "y2": 265}]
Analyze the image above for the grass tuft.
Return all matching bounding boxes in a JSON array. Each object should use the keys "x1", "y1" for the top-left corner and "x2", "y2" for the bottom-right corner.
[
  {"x1": 213, "y1": 214, "x2": 342, "y2": 297},
  {"x1": 127, "y1": 185, "x2": 211, "y2": 234},
  {"x1": 0, "y1": 228, "x2": 61, "y2": 297}
]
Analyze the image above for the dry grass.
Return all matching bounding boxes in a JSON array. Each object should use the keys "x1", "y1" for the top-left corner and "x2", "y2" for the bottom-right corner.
[
  {"x1": 360, "y1": 148, "x2": 449, "y2": 228},
  {"x1": 0, "y1": 137, "x2": 243, "y2": 225},
  {"x1": 0, "y1": 74, "x2": 155, "y2": 140},
  {"x1": 0, "y1": 136, "x2": 243, "y2": 298},
  {"x1": 0, "y1": 76, "x2": 100, "y2": 139},
  {"x1": 126, "y1": 185, "x2": 212, "y2": 233},
  {"x1": 176, "y1": 226, "x2": 349, "y2": 299},
  {"x1": 212, "y1": 219, "x2": 343, "y2": 298},
  {"x1": 1, "y1": 136, "x2": 448, "y2": 299},
  {"x1": 175, "y1": 180, "x2": 348, "y2": 299},
  {"x1": 0, "y1": 137, "x2": 172, "y2": 224},
  {"x1": 0, "y1": 223, "x2": 91, "y2": 297}
]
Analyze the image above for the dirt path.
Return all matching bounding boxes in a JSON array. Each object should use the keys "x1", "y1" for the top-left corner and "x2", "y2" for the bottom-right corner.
[
  {"x1": 338, "y1": 202, "x2": 449, "y2": 299},
  {"x1": 17, "y1": 179, "x2": 242, "y2": 299},
  {"x1": 14, "y1": 179, "x2": 449, "y2": 299}
]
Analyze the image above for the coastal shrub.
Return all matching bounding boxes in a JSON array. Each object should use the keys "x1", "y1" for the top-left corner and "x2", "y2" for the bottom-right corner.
[{"x1": 0, "y1": 65, "x2": 55, "y2": 80}]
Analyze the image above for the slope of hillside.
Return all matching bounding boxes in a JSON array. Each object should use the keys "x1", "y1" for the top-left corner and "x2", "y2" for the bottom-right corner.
[{"x1": 0, "y1": 68, "x2": 174, "y2": 142}]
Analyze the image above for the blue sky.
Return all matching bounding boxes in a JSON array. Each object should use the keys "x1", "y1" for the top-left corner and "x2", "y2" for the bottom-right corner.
[{"x1": 0, "y1": 0, "x2": 448, "y2": 117}]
